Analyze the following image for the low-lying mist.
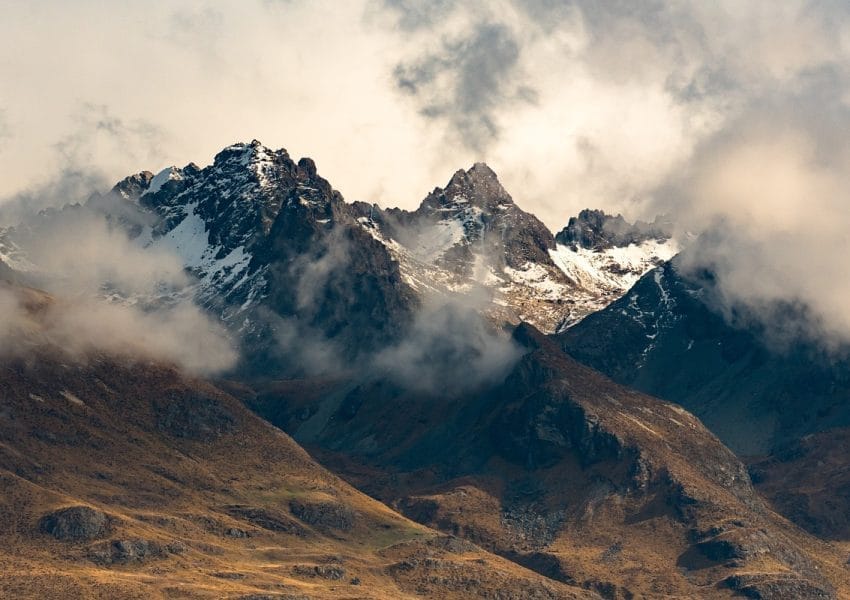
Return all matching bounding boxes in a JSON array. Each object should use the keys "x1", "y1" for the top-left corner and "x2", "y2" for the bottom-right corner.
[
  {"x1": 371, "y1": 294, "x2": 524, "y2": 396},
  {"x1": 0, "y1": 200, "x2": 237, "y2": 375}
]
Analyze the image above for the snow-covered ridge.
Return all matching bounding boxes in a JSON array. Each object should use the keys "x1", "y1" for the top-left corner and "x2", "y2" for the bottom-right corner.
[
  {"x1": 361, "y1": 197, "x2": 678, "y2": 333},
  {"x1": 0, "y1": 141, "x2": 679, "y2": 343},
  {"x1": 547, "y1": 238, "x2": 678, "y2": 329},
  {"x1": 143, "y1": 166, "x2": 183, "y2": 197}
]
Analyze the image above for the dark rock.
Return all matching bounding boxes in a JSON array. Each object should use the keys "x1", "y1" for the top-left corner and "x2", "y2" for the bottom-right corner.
[
  {"x1": 224, "y1": 505, "x2": 308, "y2": 536},
  {"x1": 211, "y1": 571, "x2": 246, "y2": 580},
  {"x1": 289, "y1": 498, "x2": 356, "y2": 531},
  {"x1": 39, "y1": 506, "x2": 110, "y2": 541},
  {"x1": 291, "y1": 564, "x2": 346, "y2": 580},
  {"x1": 724, "y1": 573, "x2": 835, "y2": 599},
  {"x1": 508, "y1": 551, "x2": 575, "y2": 584},
  {"x1": 696, "y1": 538, "x2": 746, "y2": 562},
  {"x1": 560, "y1": 256, "x2": 850, "y2": 457},
  {"x1": 87, "y1": 538, "x2": 182, "y2": 565},
  {"x1": 555, "y1": 209, "x2": 671, "y2": 251},
  {"x1": 582, "y1": 579, "x2": 635, "y2": 600},
  {"x1": 225, "y1": 527, "x2": 249, "y2": 538}
]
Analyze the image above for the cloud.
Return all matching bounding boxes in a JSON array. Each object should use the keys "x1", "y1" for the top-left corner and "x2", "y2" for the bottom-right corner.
[
  {"x1": 658, "y1": 82, "x2": 850, "y2": 347},
  {"x1": 0, "y1": 104, "x2": 165, "y2": 225},
  {"x1": 0, "y1": 284, "x2": 236, "y2": 375},
  {"x1": 46, "y1": 296, "x2": 237, "y2": 375},
  {"x1": 0, "y1": 170, "x2": 110, "y2": 227},
  {"x1": 0, "y1": 109, "x2": 10, "y2": 143},
  {"x1": 54, "y1": 103, "x2": 165, "y2": 176},
  {"x1": 379, "y1": 0, "x2": 459, "y2": 31},
  {"x1": 393, "y1": 21, "x2": 535, "y2": 152},
  {"x1": 371, "y1": 292, "x2": 524, "y2": 395},
  {"x1": 257, "y1": 217, "x2": 522, "y2": 388},
  {"x1": 0, "y1": 202, "x2": 237, "y2": 375},
  {"x1": 3, "y1": 0, "x2": 850, "y2": 231}
]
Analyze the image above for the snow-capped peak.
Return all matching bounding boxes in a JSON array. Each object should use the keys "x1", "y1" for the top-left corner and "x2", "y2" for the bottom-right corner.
[{"x1": 143, "y1": 166, "x2": 183, "y2": 197}]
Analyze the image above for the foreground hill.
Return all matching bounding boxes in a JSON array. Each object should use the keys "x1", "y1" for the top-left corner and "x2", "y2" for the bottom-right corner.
[
  {"x1": 239, "y1": 323, "x2": 850, "y2": 599},
  {"x1": 0, "y1": 286, "x2": 592, "y2": 599}
]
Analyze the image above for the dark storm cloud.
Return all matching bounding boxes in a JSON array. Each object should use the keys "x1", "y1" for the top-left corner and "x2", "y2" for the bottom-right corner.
[
  {"x1": 393, "y1": 22, "x2": 535, "y2": 152},
  {"x1": 380, "y1": 0, "x2": 459, "y2": 30}
]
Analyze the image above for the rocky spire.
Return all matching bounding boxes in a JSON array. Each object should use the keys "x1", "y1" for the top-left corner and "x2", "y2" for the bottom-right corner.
[{"x1": 556, "y1": 209, "x2": 672, "y2": 250}]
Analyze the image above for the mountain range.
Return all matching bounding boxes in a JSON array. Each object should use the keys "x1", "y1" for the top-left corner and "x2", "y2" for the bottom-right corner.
[{"x1": 2, "y1": 141, "x2": 850, "y2": 599}]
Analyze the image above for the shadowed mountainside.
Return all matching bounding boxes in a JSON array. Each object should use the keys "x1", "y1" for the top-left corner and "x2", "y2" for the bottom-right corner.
[{"x1": 238, "y1": 323, "x2": 850, "y2": 599}]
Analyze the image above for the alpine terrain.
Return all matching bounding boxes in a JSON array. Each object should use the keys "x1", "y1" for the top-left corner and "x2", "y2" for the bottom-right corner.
[{"x1": 1, "y1": 141, "x2": 850, "y2": 599}]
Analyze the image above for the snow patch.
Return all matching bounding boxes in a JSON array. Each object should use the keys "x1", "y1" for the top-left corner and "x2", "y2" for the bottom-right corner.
[{"x1": 143, "y1": 167, "x2": 183, "y2": 197}]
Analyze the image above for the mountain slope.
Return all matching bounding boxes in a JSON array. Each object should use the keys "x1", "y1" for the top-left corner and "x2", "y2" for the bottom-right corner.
[
  {"x1": 747, "y1": 427, "x2": 850, "y2": 540},
  {"x1": 559, "y1": 259, "x2": 850, "y2": 456},
  {"x1": 0, "y1": 284, "x2": 592, "y2": 600},
  {"x1": 133, "y1": 141, "x2": 418, "y2": 375},
  {"x1": 238, "y1": 323, "x2": 850, "y2": 599}
]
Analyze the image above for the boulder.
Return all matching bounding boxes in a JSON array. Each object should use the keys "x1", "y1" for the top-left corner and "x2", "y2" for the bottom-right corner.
[{"x1": 39, "y1": 506, "x2": 109, "y2": 541}]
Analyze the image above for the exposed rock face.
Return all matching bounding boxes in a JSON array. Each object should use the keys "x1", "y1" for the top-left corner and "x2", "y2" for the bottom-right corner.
[
  {"x1": 39, "y1": 506, "x2": 110, "y2": 541},
  {"x1": 223, "y1": 505, "x2": 308, "y2": 536},
  {"x1": 724, "y1": 573, "x2": 835, "y2": 599},
  {"x1": 92, "y1": 141, "x2": 418, "y2": 377},
  {"x1": 291, "y1": 563, "x2": 346, "y2": 580},
  {"x1": 0, "y1": 143, "x2": 677, "y2": 370},
  {"x1": 555, "y1": 209, "x2": 671, "y2": 251},
  {"x1": 357, "y1": 165, "x2": 676, "y2": 332},
  {"x1": 413, "y1": 162, "x2": 557, "y2": 271},
  {"x1": 0, "y1": 140, "x2": 420, "y2": 378}
]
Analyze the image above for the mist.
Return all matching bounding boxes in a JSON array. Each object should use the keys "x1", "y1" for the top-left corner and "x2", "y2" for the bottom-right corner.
[
  {"x1": 371, "y1": 293, "x2": 524, "y2": 395},
  {"x1": 0, "y1": 201, "x2": 237, "y2": 375}
]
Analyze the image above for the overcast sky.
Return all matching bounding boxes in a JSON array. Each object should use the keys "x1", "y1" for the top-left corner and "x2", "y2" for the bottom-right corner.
[{"x1": 1, "y1": 1, "x2": 848, "y2": 226}]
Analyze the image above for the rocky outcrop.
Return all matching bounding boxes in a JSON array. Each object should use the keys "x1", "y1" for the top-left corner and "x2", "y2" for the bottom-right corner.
[
  {"x1": 291, "y1": 563, "x2": 346, "y2": 580},
  {"x1": 724, "y1": 573, "x2": 835, "y2": 599},
  {"x1": 251, "y1": 319, "x2": 844, "y2": 597},
  {"x1": 560, "y1": 258, "x2": 850, "y2": 456},
  {"x1": 87, "y1": 538, "x2": 185, "y2": 566},
  {"x1": 39, "y1": 506, "x2": 110, "y2": 541},
  {"x1": 289, "y1": 498, "x2": 356, "y2": 531},
  {"x1": 555, "y1": 209, "x2": 671, "y2": 251}
]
